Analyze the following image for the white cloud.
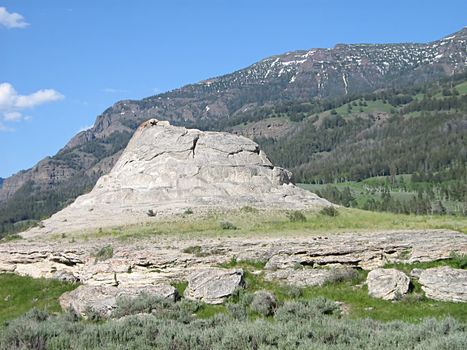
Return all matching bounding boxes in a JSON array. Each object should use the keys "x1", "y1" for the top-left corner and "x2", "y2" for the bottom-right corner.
[
  {"x1": 0, "y1": 7, "x2": 29, "y2": 29},
  {"x1": 0, "y1": 83, "x2": 63, "y2": 110},
  {"x1": 0, "y1": 82, "x2": 64, "y2": 128},
  {"x1": 4, "y1": 111, "x2": 24, "y2": 121}
]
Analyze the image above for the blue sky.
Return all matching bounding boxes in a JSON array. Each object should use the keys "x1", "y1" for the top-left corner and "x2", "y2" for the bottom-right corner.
[{"x1": 0, "y1": 0, "x2": 466, "y2": 178}]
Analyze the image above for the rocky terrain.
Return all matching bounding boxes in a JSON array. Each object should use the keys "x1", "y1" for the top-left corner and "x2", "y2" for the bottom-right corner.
[
  {"x1": 1, "y1": 229, "x2": 466, "y2": 317},
  {"x1": 1, "y1": 28, "x2": 466, "y2": 235},
  {"x1": 23, "y1": 119, "x2": 328, "y2": 236}
]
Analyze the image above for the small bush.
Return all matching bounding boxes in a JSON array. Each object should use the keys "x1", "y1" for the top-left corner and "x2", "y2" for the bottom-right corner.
[
  {"x1": 251, "y1": 291, "x2": 277, "y2": 317},
  {"x1": 183, "y1": 245, "x2": 222, "y2": 257},
  {"x1": 227, "y1": 303, "x2": 247, "y2": 320},
  {"x1": 320, "y1": 206, "x2": 339, "y2": 217},
  {"x1": 286, "y1": 210, "x2": 307, "y2": 222},
  {"x1": 220, "y1": 221, "x2": 237, "y2": 230},
  {"x1": 93, "y1": 245, "x2": 113, "y2": 262},
  {"x1": 240, "y1": 206, "x2": 258, "y2": 213},
  {"x1": 147, "y1": 209, "x2": 156, "y2": 217},
  {"x1": 326, "y1": 267, "x2": 359, "y2": 284},
  {"x1": 284, "y1": 286, "x2": 303, "y2": 299},
  {"x1": 449, "y1": 252, "x2": 467, "y2": 269},
  {"x1": 184, "y1": 208, "x2": 194, "y2": 215}
]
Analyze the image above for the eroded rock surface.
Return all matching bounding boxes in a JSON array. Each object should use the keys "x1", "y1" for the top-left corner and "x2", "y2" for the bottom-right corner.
[
  {"x1": 184, "y1": 268, "x2": 244, "y2": 304},
  {"x1": 366, "y1": 268, "x2": 410, "y2": 300},
  {"x1": 24, "y1": 119, "x2": 329, "y2": 236},
  {"x1": 59, "y1": 284, "x2": 177, "y2": 319},
  {"x1": 1, "y1": 229, "x2": 466, "y2": 306},
  {"x1": 1, "y1": 230, "x2": 466, "y2": 286},
  {"x1": 419, "y1": 267, "x2": 467, "y2": 302}
]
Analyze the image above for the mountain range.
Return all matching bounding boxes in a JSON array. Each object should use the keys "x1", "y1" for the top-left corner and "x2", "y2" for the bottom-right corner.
[{"x1": 1, "y1": 27, "x2": 466, "y2": 235}]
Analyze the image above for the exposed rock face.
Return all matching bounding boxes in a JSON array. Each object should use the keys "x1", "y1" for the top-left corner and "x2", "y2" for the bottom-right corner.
[
  {"x1": 366, "y1": 268, "x2": 410, "y2": 300},
  {"x1": 184, "y1": 268, "x2": 244, "y2": 304},
  {"x1": 59, "y1": 284, "x2": 177, "y2": 319},
  {"x1": 419, "y1": 267, "x2": 467, "y2": 302},
  {"x1": 2, "y1": 230, "x2": 465, "y2": 288},
  {"x1": 24, "y1": 119, "x2": 329, "y2": 236}
]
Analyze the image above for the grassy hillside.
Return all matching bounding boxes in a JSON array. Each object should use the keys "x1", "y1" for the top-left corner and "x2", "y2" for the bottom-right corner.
[{"x1": 299, "y1": 172, "x2": 466, "y2": 216}]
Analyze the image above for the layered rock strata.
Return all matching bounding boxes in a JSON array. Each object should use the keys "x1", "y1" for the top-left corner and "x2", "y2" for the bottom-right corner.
[{"x1": 24, "y1": 119, "x2": 329, "y2": 236}]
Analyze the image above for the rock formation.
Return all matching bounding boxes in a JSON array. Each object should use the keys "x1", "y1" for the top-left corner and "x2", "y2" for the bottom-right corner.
[
  {"x1": 366, "y1": 268, "x2": 410, "y2": 300},
  {"x1": 184, "y1": 268, "x2": 244, "y2": 304},
  {"x1": 419, "y1": 267, "x2": 467, "y2": 302},
  {"x1": 24, "y1": 119, "x2": 329, "y2": 236},
  {"x1": 59, "y1": 284, "x2": 177, "y2": 319}
]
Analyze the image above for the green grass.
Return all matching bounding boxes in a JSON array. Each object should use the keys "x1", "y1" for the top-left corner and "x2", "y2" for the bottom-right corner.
[
  {"x1": 0, "y1": 274, "x2": 78, "y2": 324},
  {"x1": 334, "y1": 99, "x2": 395, "y2": 115},
  {"x1": 384, "y1": 253, "x2": 467, "y2": 273},
  {"x1": 73, "y1": 206, "x2": 467, "y2": 243},
  {"x1": 236, "y1": 268, "x2": 467, "y2": 323},
  {"x1": 455, "y1": 81, "x2": 467, "y2": 94}
]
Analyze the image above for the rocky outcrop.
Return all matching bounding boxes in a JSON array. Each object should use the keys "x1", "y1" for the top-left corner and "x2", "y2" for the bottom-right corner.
[
  {"x1": 1, "y1": 230, "x2": 466, "y2": 288},
  {"x1": 184, "y1": 268, "x2": 244, "y2": 304},
  {"x1": 419, "y1": 267, "x2": 467, "y2": 302},
  {"x1": 59, "y1": 284, "x2": 177, "y2": 319},
  {"x1": 366, "y1": 268, "x2": 410, "y2": 300},
  {"x1": 24, "y1": 119, "x2": 329, "y2": 236}
]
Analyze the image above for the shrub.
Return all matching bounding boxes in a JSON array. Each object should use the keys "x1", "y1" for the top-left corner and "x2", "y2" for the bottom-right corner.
[
  {"x1": 183, "y1": 245, "x2": 222, "y2": 257},
  {"x1": 326, "y1": 267, "x2": 359, "y2": 284},
  {"x1": 251, "y1": 291, "x2": 277, "y2": 317},
  {"x1": 146, "y1": 209, "x2": 156, "y2": 217},
  {"x1": 286, "y1": 210, "x2": 307, "y2": 222},
  {"x1": 449, "y1": 252, "x2": 467, "y2": 269},
  {"x1": 1, "y1": 301, "x2": 466, "y2": 350},
  {"x1": 112, "y1": 294, "x2": 200, "y2": 322},
  {"x1": 220, "y1": 221, "x2": 237, "y2": 230},
  {"x1": 240, "y1": 206, "x2": 258, "y2": 213},
  {"x1": 184, "y1": 208, "x2": 193, "y2": 215},
  {"x1": 320, "y1": 206, "x2": 339, "y2": 217},
  {"x1": 93, "y1": 245, "x2": 113, "y2": 262}
]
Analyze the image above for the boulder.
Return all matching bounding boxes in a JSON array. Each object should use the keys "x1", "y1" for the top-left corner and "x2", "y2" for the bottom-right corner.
[
  {"x1": 419, "y1": 266, "x2": 467, "y2": 302},
  {"x1": 366, "y1": 268, "x2": 410, "y2": 300},
  {"x1": 59, "y1": 284, "x2": 177, "y2": 319},
  {"x1": 184, "y1": 268, "x2": 244, "y2": 304},
  {"x1": 52, "y1": 271, "x2": 80, "y2": 283}
]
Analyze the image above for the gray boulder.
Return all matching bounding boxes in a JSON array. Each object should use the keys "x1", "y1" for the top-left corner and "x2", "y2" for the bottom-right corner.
[
  {"x1": 52, "y1": 271, "x2": 80, "y2": 283},
  {"x1": 419, "y1": 266, "x2": 467, "y2": 302},
  {"x1": 366, "y1": 268, "x2": 410, "y2": 300},
  {"x1": 59, "y1": 284, "x2": 177, "y2": 319},
  {"x1": 184, "y1": 268, "x2": 244, "y2": 304}
]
